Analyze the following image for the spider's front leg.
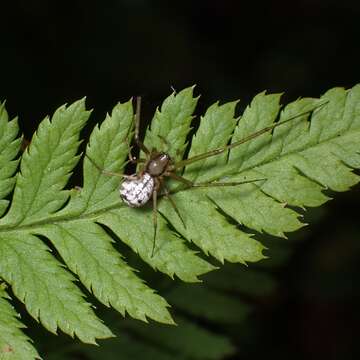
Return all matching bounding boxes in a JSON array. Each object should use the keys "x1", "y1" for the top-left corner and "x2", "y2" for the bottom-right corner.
[
  {"x1": 150, "y1": 178, "x2": 162, "y2": 257},
  {"x1": 134, "y1": 96, "x2": 150, "y2": 155}
]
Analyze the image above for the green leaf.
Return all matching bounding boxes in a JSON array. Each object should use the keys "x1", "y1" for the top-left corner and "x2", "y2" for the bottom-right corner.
[
  {"x1": 98, "y1": 208, "x2": 215, "y2": 282},
  {"x1": 0, "y1": 232, "x2": 113, "y2": 344},
  {"x1": 0, "y1": 98, "x2": 178, "y2": 350},
  {"x1": 183, "y1": 100, "x2": 238, "y2": 183},
  {"x1": 159, "y1": 86, "x2": 360, "y2": 265},
  {"x1": 39, "y1": 220, "x2": 174, "y2": 324},
  {"x1": 0, "y1": 284, "x2": 40, "y2": 360},
  {"x1": 159, "y1": 191, "x2": 266, "y2": 264},
  {"x1": 143, "y1": 86, "x2": 198, "y2": 161},
  {"x1": 66, "y1": 100, "x2": 134, "y2": 214},
  {"x1": 1, "y1": 99, "x2": 91, "y2": 226},
  {"x1": 0, "y1": 102, "x2": 21, "y2": 217},
  {"x1": 0, "y1": 85, "x2": 360, "y2": 355}
]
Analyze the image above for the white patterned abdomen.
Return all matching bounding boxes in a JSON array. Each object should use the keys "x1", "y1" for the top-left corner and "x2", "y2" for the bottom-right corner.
[{"x1": 120, "y1": 172, "x2": 155, "y2": 207}]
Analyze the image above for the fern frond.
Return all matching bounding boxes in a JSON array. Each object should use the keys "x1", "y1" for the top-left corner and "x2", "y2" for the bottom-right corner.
[
  {"x1": 183, "y1": 100, "x2": 239, "y2": 182},
  {"x1": 0, "y1": 100, "x2": 115, "y2": 344},
  {"x1": 1, "y1": 99, "x2": 90, "y2": 226},
  {"x1": 143, "y1": 86, "x2": 198, "y2": 161},
  {"x1": 0, "y1": 102, "x2": 21, "y2": 217},
  {"x1": 73, "y1": 94, "x2": 214, "y2": 282},
  {"x1": 66, "y1": 100, "x2": 134, "y2": 214},
  {"x1": 160, "y1": 85, "x2": 360, "y2": 263},
  {"x1": 0, "y1": 284, "x2": 40, "y2": 360},
  {"x1": 0, "y1": 85, "x2": 359, "y2": 354},
  {"x1": 39, "y1": 221, "x2": 174, "y2": 324}
]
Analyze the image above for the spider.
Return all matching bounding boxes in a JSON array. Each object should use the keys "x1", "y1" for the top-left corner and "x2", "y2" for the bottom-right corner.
[{"x1": 88, "y1": 96, "x2": 326, "y2": 257}]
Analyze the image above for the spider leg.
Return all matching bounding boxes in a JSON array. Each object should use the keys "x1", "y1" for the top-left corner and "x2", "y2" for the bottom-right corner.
[
  {"x1": 127, "y1": 145, "x2": 137, "y2": 164},
  {"x1": 135, "y1": 96, "x2": 150, "y2": 155},
  {"x1": 173, "y1": 101, "x2": 329, "y2": 171},
  {"x1": 151, "y1": 187, "x2": 158, "y2": 258},
  {"x1": 125, "y1": 140, "x2": 146, "y2": 165},
  {"x1": 167, "y1": 172, "x2": 194, "y2": 187},
  {"x1": 163, "y1": 183, "x2": 186, "y2": 229},
  {"x1": 157, "y1": 135, "x2": 170, "y2": 153},
  {"x1": 191, "y1": 178, "x2": 267, "y2": 188},
  {"x1": 158, "y1": 135, "x2": 184, "y2": 160},
  {"x1": 126, "y1": 144, "x2": 147, "y2": 165},
  {"x1": 85, "y1": 154, "x2": 131, "y2": 178},
  {"x1": 168, "y1": 171, "x2": 265, "y2": 189}
]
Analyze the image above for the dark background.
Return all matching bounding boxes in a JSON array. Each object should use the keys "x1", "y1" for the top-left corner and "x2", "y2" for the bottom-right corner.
[{"x1": 1, "y1": 1, "x2": 359, "y2": 359}]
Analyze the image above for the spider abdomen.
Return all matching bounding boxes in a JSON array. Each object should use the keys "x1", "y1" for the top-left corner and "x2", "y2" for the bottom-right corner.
[{"x1": 120, "y1": 172, "x2": 155, "y2": 207}]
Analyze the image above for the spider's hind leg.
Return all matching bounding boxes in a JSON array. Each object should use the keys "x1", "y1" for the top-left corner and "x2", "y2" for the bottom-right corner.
[
  {"x1": 168, "y1": 171, "x2": 266, "y2": 189},
  {"x1": 151, "y1": 187, "x2": 158, "y2": 258},
  {"x1": 163, "y1": 183, "x2": 186, "y2": 229},
  {"x1": 150, "y1": 182, "x2": 187, "y2": 257},
  {"x1": 192, "y1": 177, "x2": 267, "y2": 188}
]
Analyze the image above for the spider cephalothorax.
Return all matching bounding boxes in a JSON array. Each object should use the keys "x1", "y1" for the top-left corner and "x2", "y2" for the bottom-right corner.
[{"x1": 146, "y1": 152, "x2": 171, "y2": 177}]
